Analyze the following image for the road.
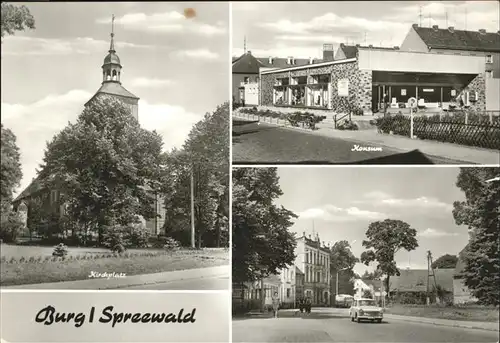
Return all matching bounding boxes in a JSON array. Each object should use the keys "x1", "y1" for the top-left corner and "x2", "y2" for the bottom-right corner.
[
  {"x1": 232, "y1": 308, "x2": 499, "y2": 342},
  {"x1": 118, "y1": 275, "x2": 229, "y2": 290},
  {"x1": 232, "y1": 122, "x2": 464, "y2": 164}
]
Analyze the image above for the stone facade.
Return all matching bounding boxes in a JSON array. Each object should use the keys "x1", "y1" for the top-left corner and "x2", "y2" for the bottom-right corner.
[
  {"x1": 466, "y1": 73, "x2": 486, "y2": 112},
  {"x1": 260, "y1": 61, "x2": 371, "y2": 114}
]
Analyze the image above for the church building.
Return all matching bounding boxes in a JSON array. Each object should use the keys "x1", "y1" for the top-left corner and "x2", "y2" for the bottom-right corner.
[{"x1": 12, "y1": 20, "x2": 165, "y2": 238}]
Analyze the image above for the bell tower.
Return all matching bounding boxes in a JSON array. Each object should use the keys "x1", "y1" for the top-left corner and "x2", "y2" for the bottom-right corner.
[
  {"x1": 85, "y1": 14, "x2": 139, "y2": 121},
  {"x1": 102, "y1": 14, "x2": 122, "y2": 83}
]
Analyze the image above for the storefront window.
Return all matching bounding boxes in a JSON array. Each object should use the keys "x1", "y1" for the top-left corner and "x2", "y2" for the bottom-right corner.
[{"x1": 417, "y1": 86, "x2": 441, "y2": 103}]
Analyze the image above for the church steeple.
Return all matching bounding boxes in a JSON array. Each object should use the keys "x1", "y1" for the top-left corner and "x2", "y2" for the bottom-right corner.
[{"x1": 102, "y1": 14, "x2": 122, "y2": 84}]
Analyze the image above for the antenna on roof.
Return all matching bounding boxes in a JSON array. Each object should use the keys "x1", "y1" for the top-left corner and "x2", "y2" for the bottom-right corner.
[
  {"x1": 244, "y1": 35, "x2": 247, "y2": 53},
  {"x1": 419, "y1": 6, "x2": 422, "y2": 27}
]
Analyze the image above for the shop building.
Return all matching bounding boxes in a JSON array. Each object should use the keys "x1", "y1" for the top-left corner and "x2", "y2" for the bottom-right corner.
[{"x1": 259, "y1": 24, "x2": 499, "y2": 114}]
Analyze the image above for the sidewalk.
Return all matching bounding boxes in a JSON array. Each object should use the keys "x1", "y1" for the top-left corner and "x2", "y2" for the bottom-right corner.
[
  {"x1": 233, "y1": 114, "x2": 500, "y2": 165},
  {"x1": 2, "y1": 265, "x2": 229, "y2": 290},
  {"x1": 385, "y1": 313, "x2": 499, "y2": 332}
]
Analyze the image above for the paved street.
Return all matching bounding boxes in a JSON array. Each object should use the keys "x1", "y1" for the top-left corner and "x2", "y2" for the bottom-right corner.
[
  {"x1": 232, "y1": 308, "x2": 499, "y2": 342},
  {"x1": 232, "y1": 122, "x2": 468, "y2": 164},
  {"x1": 119, "y1": 275, "x2": 229, "y2": 290}
]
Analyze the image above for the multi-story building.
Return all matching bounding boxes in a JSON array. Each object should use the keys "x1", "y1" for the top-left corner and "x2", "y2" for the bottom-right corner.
[{"x1": 294, "y1": 232, "x2": 331, "y2": 306}]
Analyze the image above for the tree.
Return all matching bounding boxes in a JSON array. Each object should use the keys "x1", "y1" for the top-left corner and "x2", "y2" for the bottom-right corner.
[
  {"x1": 1, "y1": 3, "x2": 35, "y2": 40},
  {"x1": 39, "y1": 97, "x2": 164, "y2": 245},
  {"x1": 453, "y1": 167, "x2": 500, "y2": 305},
  {"x1": 1, "y1": 123, "x2": 23, "y2": 215},
  {"x1": 232, "y1": 167, "x2": 297, "y2": 284},
  {"x1": 362, "y1": 270, "x2": 383, "y2": 280},
  {"x1": 330, "y1": 240, "x2": 359, "y2": 297},
  {"x1": 160, "y1": 103, "x2": 229, "y2": 248},
  {"x1": 431, "y1": 254, "x2": 458, "y2": 269},
  {"x1": 360, "y1": 219, "x2": 419, "y2": 295}
]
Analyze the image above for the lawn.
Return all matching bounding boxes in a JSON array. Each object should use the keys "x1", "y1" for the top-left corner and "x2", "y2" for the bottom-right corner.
[
  {"x1": 0, "y1": 246, "x2": 228, "y2": 286},
  {"x1": 1, "y1": 243, "x2": 163, "y2": 258},
  {"x1": 386, "y1": 304, "x2": 499, "y2": 322}
]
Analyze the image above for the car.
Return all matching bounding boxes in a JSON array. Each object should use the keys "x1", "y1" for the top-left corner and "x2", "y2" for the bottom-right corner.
[{"x1": 349, "y1": 298, "x2": 384, "y2": 323}]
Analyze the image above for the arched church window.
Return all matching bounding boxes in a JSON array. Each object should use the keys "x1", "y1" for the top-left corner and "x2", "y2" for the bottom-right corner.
[
  {"x1": 106, "y1": 70, "x2": 111, "y2": 81},
  {"x1": 112, "y1": 70, "x2": 117, "y2": 80}
]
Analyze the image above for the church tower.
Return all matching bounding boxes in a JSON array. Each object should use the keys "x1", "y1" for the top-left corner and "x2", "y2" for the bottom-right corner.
[{"x1": 85, "y1": 15, "x2": 139, "y2": 121}]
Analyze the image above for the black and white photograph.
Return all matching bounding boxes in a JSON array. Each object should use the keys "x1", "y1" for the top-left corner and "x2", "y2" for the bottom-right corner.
[
  {"x1": 232, "y1": 166, "x2": 500, "y2": 342},
  {"x1": 232, "y1": 1, "x2": 500, "y2": 165},
  {"x1": 1, "y1": 2, "x2": 230, "y2": 290}
]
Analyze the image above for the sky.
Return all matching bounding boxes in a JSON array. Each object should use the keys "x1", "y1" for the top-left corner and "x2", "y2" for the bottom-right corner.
[
  {"x1": 232, "y1": 1, "x2": 500, "y2": 58},
  {"x1": 1, "y1": 2, "x2": 229, "y2": 197},
  {"x1": 275, "y1": 167, "x2": 471, "y2": 276}
]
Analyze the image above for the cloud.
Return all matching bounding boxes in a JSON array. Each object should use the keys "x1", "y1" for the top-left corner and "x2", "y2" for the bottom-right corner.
[
  {"x1": 97, "y1": 12, "x2": 227, "y2": 36},
  {"x1": 418, "y1": 228, "x2": 460, "y2": 238},
  {"x1": 129, "y1": 77, "x2": 173, "y2": 88},
  {"x1": 358, "y1": 192, "x2": 453, "y2": 211},
  {"x1": 257, "y1": 12, "x2": 409, "y2": 46},
  {"x1": 1, "y1": 90, "x2": 201, "y2": 198},
  {"x1": 172, "y1": 49, "x2": 219, "y2": 60},
  {"x1": 232, "y1": 2, "x2": 263, "y2": 12},
  {"x1": 297, "y1": 204, "x2": 386, "y2": 222},
  {"x1": 138, "y1": 100, "x2": 202, "y2": 151},
  {"x1": 1, "y1": 36, "x2": 153, "y2": 56}
]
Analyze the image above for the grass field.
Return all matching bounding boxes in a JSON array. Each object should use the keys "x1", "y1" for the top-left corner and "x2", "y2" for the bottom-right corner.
[
  {"x1": 386, "y1": 304, "x2": 499, "y2": 322},
  {"x1": 0, "y1": 244, "x2": 228, "y2": 286}
]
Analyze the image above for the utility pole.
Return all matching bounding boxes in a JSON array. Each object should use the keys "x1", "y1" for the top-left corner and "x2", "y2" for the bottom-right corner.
[
  {"x1": 419, "y1": 6, "x2": 422, "y2": 27},
  {"x1": 244, "y1": 35, "x2": 247, "y2": 54},
  {"x1": 190, "y1": 167, "x2": 195, "y2": 248},
  {"x1": 426, "y1": 250, "x2": 439, "y2": 305}
]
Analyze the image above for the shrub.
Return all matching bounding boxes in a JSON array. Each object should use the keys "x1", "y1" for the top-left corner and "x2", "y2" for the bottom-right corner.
[
  {"x1": 0, "y1": 211, "x2": 25, "y2": 243},
  {"x1": 19, "y1": 256, "x2": 26, "y2": 263},
  {"x1": 163, "y1": 237, "x2": 181, "y2": 251},
  {"x1": 127, "y1": 223, "x2": 151, "y2": 248},
  {"x1": 102, "y1": 225, "x2": 129, "y2": 253},
  {"x1": 52, "y1": 243, "x2": 69, "y2": 257},
  {"x1": 337, "y1": 120, "x2": 359, "y2": 131}
]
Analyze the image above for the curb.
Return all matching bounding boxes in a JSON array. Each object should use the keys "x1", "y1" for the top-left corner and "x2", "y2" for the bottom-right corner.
[
  {"x1": 104, "y1": 272, "x2": 229, "y2": 290},
  {"x1": 385, "y1": 315, "x2": 499, "y2": 332},
  {"x1": 233, "y1": 114, "x2": 319, "y2": 134}
]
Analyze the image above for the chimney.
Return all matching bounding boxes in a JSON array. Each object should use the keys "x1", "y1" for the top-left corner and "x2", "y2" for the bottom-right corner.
[
  {"x1": 247, "y1": 50, "x2": 251, "y2": 55},
  {"x1": 268, "y1": 56, "x2": 273, "y2": 64},
  {"x1": 432, "y1": 25, "x2": 439, "y2": 31},
  {"x1": 412, "y1": 23, "x2": 418, "y2": 28},
  {"x1": 287, "y1": 56, "x2": 292, "y2": 64},
  {"x1": 309, "y1": 57, "x2": 314, "y2": 64},
  {"x1": 303, "y1": 231, "x2": 306, "y2": 237},
  {"x1": 394, "y1": 46, "x2": 399, "y2": 50},
  {"x1": 323, "y1": 43, "x2": 334, "y2": 61},
  {"x1": 448, "y1": 26, "x2": 455, "y2": 33},
  {"x1": 308, "y1": 234, "x2": 312, "y2": 239},
  {"x1": 368, "y1": 44, "x2": 373, "y2": 48},
  {"x1": 479, "y1": 29, "x2": 486, "y2": 34}
]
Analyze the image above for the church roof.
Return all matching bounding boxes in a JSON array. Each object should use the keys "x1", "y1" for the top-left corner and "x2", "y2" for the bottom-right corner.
[{"x1": 85, "y1": 82, "x2": 139, "y2": 107}]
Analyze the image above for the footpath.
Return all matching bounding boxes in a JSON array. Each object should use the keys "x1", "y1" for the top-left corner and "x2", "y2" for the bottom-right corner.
[
  {"x1": 3, "y1": 265, "x2": 229, "y2": 290},
  {"x1": 384, "y1": 313, "x2": 499, "y2": 332},
  {"x1": 233, "y1": 114, "x2": 500, "y2": 165}
]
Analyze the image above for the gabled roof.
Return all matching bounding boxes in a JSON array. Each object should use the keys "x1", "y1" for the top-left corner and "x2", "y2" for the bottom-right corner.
[
  {"x1": 389, "y1": 269, "x2": 455, "y2": 292},
  {"x1": 85, "y1": 82, "x2": 139, "y2": 107},
  {"x1": 232, "y1": 52, "x2": 267, "y2": 74},
  {"x1": 12, "y1": 176, "x2": 45, "y2": 203},
  {"x1": 295, "y1": 266, "x2": 304, "y2": 275},
  {"x1": 412, "y1": 25, "x2": 500, "y2": 53}
]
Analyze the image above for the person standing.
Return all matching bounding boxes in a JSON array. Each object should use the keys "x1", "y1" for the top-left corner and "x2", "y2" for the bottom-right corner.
[
  {"x1": 271, "y1": 291, "x2": 280, "y2": 318},
  {"x1": 382, "y1": 93, "x2": 389, "y2": 116}
]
